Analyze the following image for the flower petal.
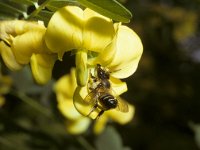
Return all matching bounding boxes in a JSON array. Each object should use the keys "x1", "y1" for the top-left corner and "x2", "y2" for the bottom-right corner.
[
  {"x1": 107, "y1": 25, "x2": 143, "y2": 78},
  {"x1": 93, "y1": 115, "x2": 108, "y2": 134},
  {"x1": 0, "y1": 20, "x2": 45, "y2": 40},
  {"x1": 110, "y1": 58, "x2": 141, "y2": 78},
  {"x1": 106, "y1": 103, "x2": 135, "y2": 124},
  {"x1": 110, "y1": 77, "x2": 127, "y2": 96},
  {"x1": 87, "y1": 34, "x2": 116, "y2": 66},
  {"x1": 82, "y1": 8, "x2": 115, "y2": 52},
  {"x1": 54, "y1": 68, "x2": 77, "y2": 98},
  {"x1": 66, "y1": 117, "x2": 91, "y2": 134},
  {"x1": 0, "y1": 41, "x2": 23, "y2": 70},
  {"x1": 12, "y1": 29, "x2": 49, "y2": 64},
  {"x1": 30, "y1": 53, "x2": 57, "y2": 84},
  {"x1": 45, "y1": 6, "x2": 83, "y2": 58},
  {"x1": 57, "y1": 93, "x2": 82, "y2": 120}
]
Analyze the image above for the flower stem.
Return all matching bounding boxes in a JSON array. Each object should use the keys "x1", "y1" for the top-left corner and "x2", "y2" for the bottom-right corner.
[
  {"x1": 77, "y1": 136, "x2": 96, "y2": 150},
  {"x1": 10, "y1": 90, "x2": 52, "y2": 118},
  {"x1": 75, "y1": 50, "x2": 88, "y2": 86}
]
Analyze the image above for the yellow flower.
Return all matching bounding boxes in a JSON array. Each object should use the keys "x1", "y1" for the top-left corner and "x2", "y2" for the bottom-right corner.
[
  {"x1": 45, "y1": 6, "x2": 141, "y2": 120},
  {"x1": 45, "y1": 6, "x2": 115, "y2": 57},
  {"x1": 55, "y1": 68, "x2": 91, "y2": 134},
  {"x1": 0, "y1": 20, "x2": 57, "y2": 84},
  {"x1": 45, "y1": 6, "x2": 143, "y2": 86},
  {"x1": 54, "y1": 68, "x2": 134, "y2": 134}
]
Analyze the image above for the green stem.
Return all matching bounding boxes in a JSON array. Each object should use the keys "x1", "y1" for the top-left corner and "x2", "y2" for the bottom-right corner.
[
  {"x1": 77, "y1": 136, "x2": 96, "y2": 150},
  {"x1": 0, "y1": 137, "x2": 24, "y2": 149},
  {"x1": 27, "y1": 0, "x2": 53, "y2": 19},
  {"x1": 10, "y1": 90, "x2": 52, "y2": 118}
]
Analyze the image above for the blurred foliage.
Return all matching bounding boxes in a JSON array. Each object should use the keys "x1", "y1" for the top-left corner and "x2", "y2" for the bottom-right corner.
[{"x1": 0, "y1": 0, "x2": 200, "y2": 150}]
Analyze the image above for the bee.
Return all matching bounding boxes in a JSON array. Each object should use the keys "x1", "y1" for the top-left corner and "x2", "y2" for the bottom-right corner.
[{"x1": 84, "y1": 64, "x2": 129, "y2": 119}]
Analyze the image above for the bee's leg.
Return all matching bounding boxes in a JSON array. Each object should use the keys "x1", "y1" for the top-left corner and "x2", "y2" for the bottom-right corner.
[
  {"x1": 87, "y1": 103, "x2": 98, "y2": 117},
  {"x1": 90, "y1": 72, "x2": 98, "y2": 83},
  {"x1": 95, "y1": 110, "x2": 104, "y2": 120}
]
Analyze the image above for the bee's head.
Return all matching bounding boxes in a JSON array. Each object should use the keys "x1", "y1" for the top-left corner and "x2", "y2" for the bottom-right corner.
[{"x1": 96, "y1": 64, "x2": 110, "y2": 80}]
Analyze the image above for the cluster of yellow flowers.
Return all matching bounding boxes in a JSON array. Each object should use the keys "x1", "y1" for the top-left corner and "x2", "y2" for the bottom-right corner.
[{"x1": 0, "y1": 6, "x2": 143, "y2": 134}]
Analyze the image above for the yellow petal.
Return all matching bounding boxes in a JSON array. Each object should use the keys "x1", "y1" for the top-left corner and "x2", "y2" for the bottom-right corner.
[
  {"x1": 110, "y1": 77, "x2": 127, "y2": 96},
  {"x1": 12, "y1": 29, "x2": 49, "y2": 64},
  {"x1": 54, "y1": 68, "x2": 77, "y2": 98},
  {"x1": 106, "y1": 103, "x2": 135, "y2": 124},
  {"x1": 87, "y1": 34, "x2": 116, "y2": 66},
  {"x1": 66, "y1": 117, "x2": 91, "y2": 134},
  {"x1": 30, "y1": 53, "x2": 57, "y2": 84},
  {"x1": 107, "y1": 25, "x2": 143, "y2": 78},
  {"x1": 0, "y1": 41, "x2": 23, "y2": 70},
  {"x1": 93, "y1": 115, "x2": 108, "y2": 134},
  {"x1": 45, "y1": 6, "x2": 83, "y2": 57},
  {"x1": 57, "y1": 93, "x2": 82, "y2": 120},
  {"x1": 82, "y1": 8, "x2": 115, "y2": 52},
  {"x1": 110, "y1": 58, "x2": 141, "y2": 79},
  {"x1": 0, "y1": 20, "x2": 45, "y2": 41}
]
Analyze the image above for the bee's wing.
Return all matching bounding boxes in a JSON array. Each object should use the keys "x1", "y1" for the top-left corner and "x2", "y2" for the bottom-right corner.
[
  {"x1": 83, "y1": 89, "x2": 98, "y2": 104},
  {"x1": 116, "y1": 96, "x2": 129, "y2": 112}
]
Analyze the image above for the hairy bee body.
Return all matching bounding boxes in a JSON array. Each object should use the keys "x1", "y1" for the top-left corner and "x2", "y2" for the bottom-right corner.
[{"x1": 83, "y1": 64, "x2": 129, "y2": 119}]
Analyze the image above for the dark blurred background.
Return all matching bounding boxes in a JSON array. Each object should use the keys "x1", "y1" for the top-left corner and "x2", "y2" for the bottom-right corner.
[
  {"x1": 119, "y1": 0, "x2": 200, "y2": 149},
  {"x1": 0, "y1": 0, "x2": 200, "y2": 150}
]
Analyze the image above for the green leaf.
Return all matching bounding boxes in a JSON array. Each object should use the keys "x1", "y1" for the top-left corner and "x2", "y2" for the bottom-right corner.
[
  {"x1": 46, "y1": 0, "x2": 77, "y2": 11},
  {"x1": 189, "y1": 122, "x2": 200, "y2": 149},
  {"x1": 10, "y1": 0, "x2": 38, "y2": 6},
  {"x1": 0, "y1": 2, "x2": 26, "y2": 15},
  {"x1": 95, "y1": 126, "x2": 124, "y2": 150},
  {"x1": 76, "y1": 0, "x2": 132, "y2": 23},
  {"x1": 0, "y1": 1, "x2": 29, "y2": 19},
  {"x1": 34, "y1": 10, "x2": 53, "y2": 25}
]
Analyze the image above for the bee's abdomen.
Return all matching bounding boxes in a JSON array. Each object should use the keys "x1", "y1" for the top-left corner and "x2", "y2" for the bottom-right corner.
[{"x1": 99, "y1": 93, "x2": 118, "y2": 110}]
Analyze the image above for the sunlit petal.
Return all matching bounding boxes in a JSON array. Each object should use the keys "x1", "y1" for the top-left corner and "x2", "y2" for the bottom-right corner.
[
  {"x1": 82, "y1": 8, "x2": 115, "y2": 52},
  {"x1": 0, "y1": 41, "x2": 23, "y2": 70},
  {"x1": 12, "y1": 29, "x2": 49, "y2": 64},
  {"x1": 45, "y1": 6, "x2": 83, "y2": 58},
  {"x1": 87, "y1": 34, "x2": 116, "y2": 66},
  {"x1": 110, "y1": 58, "x2": 141, "y2": 78},
  {"x1": 110, "y1": 77, "x2": 127, "y2": 95},
  {"x1": 107, "y1": 25, "x2": 143, "y2": 78}
]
